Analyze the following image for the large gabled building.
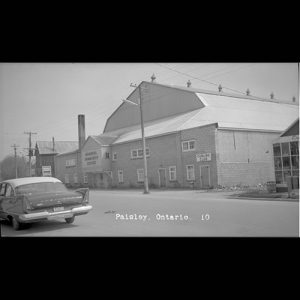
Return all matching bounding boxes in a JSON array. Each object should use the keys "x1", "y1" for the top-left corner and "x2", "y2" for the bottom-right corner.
[
  {"x1": 73, "y1": 80, "x2": 298, "y2": 189},
  {"x1": 54, "y1": 79, "x2": 298, "y2": 189}
]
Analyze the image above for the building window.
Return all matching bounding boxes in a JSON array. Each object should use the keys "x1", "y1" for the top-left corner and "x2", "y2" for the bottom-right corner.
[
  {"x1": 105, "y1": 152, "x2": 110, "y2": 159},
  {"x1": 66, "y1": 158, "x2": 76, "y2": 167},
  {"x1": 290, "y1": 141, "x2": 299, "y2": 155},
  {"x1": 131, "y1": 149, "x2": 138, "y2": 159},
  {"x1": 281, "y1": 143, "x2": 290, "y2": 156},
  {"x1": 131, "y1": 148, "x2": 150, "y2": 159},
  {"x1": 291, "y1": 155, "x2": 299, "y2": 169},
  {"x1": 138, "y1": 149, "x2": 143, "y2": 157},
  {"x1": 112, "y1": 152, "x2": 117, "y2": 161},
  {"x1": 182, "y1": 140, "x2": 196, "y2": 152},
  {"x1": 73, "y1": 173, "x2": 78, "y2": 184},
  {"x1": 118, "y1": 170, "x2": 124, "y2": 183},
  {"x1": 273, "y1": 141, "x2": 299, "y2": 184},
  {"x1": 169, "y1": 166, "x2": 177, "y2": 181},
  {"x1": 275, "y1": 171, "x2": 283, "y2": 184},
  {"x1": 290, "y1": 141, "x2": 299, "y2": 178},
  {"x1": 137, "y1": 169, "x2": 144, "y2": 182},
  {"x1": 282, "y1": 157, "x2": 291, "y2": 169},
  {"x1": 64, "y1": 174, "x2": 69, "y2": 184},
  {"x1": 274, "y1": 157, "x2": 282, "y2": 170},
  {"x1": 283, "y1": 170, "x2": 291, "y2": 183},
  {"x1": 84, "y1": 174, "x2": 88, "y2": 184},
  {"x1": 273, "y1": 143, "x2": 281, "y2": 156},
  {"x1": 186, "y1": 165, "x2": 195, "y2": 181}
]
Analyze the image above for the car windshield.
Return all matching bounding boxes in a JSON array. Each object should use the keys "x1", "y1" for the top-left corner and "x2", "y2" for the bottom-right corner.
[{"x1": 15, "y1": 182, "x2": 68, "y2": 195}]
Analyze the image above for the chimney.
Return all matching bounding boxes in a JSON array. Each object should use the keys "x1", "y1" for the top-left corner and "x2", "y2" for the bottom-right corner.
[
  {"x1": 246, "y1": 88, "x2": 250, "y2": 96},
  {"x1": 151, "y1": 73, "x2": 156, "y2": 82},
  {"x1": 52, "y1": 137, "x2": 55, "y2": 152},
  {"x1": 78, "y1": 114, "x2": 86, "y2": 151},
  {"x1": 270, "y1": 92, "x2": 274, "y2": 99},
  {"x1": 187, "y1": 80, "x2": 191, "y2": 88},
  {"x1": 218, "y1": 84, "x2": 222, "y2": 92}
]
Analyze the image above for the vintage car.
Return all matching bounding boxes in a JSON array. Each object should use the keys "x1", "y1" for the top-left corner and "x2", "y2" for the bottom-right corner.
[{"x1": 0, "y1": 177, "x2": 92, "y2": 230}]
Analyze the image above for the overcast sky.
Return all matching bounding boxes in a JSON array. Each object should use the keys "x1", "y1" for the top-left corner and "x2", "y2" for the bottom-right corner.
[{"x1": 0, "y1": 63, "x2": 299, "y2": 161}]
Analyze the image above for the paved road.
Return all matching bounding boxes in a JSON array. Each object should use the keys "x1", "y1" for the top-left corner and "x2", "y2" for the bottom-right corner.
[{"x1": 1, "y1": 190, "x2": 299, "y2": 237}]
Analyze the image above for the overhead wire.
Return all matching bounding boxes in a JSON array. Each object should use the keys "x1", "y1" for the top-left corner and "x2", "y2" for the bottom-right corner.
[
  {"x1": 156, "y1": 63, "x2": 246, "y2": 95},
  {"x1": 155, "y1": 63, "x2": 268, "y2": 97}
]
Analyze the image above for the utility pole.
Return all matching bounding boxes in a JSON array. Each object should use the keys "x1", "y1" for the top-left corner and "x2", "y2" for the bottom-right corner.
[
  {"x1": 24, "y1": 131, "x2": 37, "y2": 177},
  {"x1": 130, "y1": 83, "x2": 149, "y2": 194},
  {"x1": 11, "y1": 144, "x2": 19, "y2": 178}
]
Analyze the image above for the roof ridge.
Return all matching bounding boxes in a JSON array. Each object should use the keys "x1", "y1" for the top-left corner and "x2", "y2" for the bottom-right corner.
[{"x1": 144, "y1": 81, "x2": 298, "y2": 106}]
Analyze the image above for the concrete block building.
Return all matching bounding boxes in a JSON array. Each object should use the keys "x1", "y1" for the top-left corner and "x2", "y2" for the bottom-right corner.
[{"x1": 72, "y1": 80, "x2": 298, "y2": 189}]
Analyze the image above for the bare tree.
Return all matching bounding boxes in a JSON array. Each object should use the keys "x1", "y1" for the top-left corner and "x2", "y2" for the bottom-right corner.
[{"x1": 0, "y1": 155, "x2": 28, "y2": 180}]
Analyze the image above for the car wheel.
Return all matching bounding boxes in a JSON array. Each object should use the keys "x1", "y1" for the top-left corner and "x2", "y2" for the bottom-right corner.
[
  {"x1": 12, "y1": 217, "x2": 22, "y2": 231},
  {"x1": 65, "y1": 216, "x2": 75, "y2": 224}
]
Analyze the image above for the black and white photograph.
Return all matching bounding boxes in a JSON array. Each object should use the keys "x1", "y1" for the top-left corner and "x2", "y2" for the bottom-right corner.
[{"x1": 0, "y1": 62, "x2": 299, "y2": 237}]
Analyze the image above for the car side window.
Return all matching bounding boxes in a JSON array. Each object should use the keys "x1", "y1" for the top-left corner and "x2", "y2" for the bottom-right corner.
[
  {"x1": 5, "y1": 184, "x2": 14, "y2": 197},
  {"x1": 0, "y1": 184, "x2": 6, "y2": 196}
]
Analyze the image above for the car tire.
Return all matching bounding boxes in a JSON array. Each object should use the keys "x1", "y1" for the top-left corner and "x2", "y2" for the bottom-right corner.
[
  {"x1": 65, "y1": 216, "x2": 75, "y2": 224},
  {"x1": 12, "y1": 217, "x2": 22, "y2": 231}
]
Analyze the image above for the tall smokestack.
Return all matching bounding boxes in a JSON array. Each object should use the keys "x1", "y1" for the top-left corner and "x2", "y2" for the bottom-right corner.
[
  {"x1": 78, "y1": 114, "x2": 86, "y2": 151},
  {"x1": 52, "y1": 137, "x2": 55, "y2": 152}
]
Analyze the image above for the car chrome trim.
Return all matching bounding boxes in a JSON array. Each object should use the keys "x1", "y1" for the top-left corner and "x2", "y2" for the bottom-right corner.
[{"x1": 18, "y1": 205, "x2": 93, "y2": 221}]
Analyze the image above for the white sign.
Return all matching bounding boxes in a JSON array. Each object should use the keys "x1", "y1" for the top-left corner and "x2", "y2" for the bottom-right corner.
[
  {"x1": 42, "y1": 166, "x2": 52, "y2": 177},
  {"x1": 196, "y1": 153, "x2": 211, "y2": 162}
]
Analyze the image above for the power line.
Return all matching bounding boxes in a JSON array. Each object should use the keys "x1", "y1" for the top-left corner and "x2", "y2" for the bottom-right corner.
[
  {"x1": 156, "y1": 63, "x2": 249, "y2": 95},
  {"x1": 203, "y1": 63, "x2": 258, "y2": 80}
]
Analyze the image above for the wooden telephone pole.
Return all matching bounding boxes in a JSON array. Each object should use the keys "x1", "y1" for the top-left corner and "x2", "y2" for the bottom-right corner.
[
  {"x1": 129, "y1": 82, "x2": 149, "y2": 194},
  {"x1": 11, "y1": 144, "x2": 19, "y2": 178},
  {"x1": 24, "y1": 131, "x2": 37, "y2": 176}
]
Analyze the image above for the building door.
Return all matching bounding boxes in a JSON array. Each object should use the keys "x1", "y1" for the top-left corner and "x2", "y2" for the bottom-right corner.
[
  {"x1": 95, "y1": 173, "x2": 103, "y2": 188},
  {"x1": 200, "y1": 165, "x2": 211, "y2": 188},
  {"x1": 158, "y1": 168, "x2": 167, "y2": 188}
]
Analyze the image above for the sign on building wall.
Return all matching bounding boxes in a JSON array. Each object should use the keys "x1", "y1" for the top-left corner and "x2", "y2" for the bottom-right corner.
[
  {"x1": 42, "y1": 166, "x2": 52, "y2": 176},
  {"x1": 196, "y1": 153, "x2": 211, "y2": 162},
  {"x1": 83, "y1": 150, "x2": 100, "y2": 167}
]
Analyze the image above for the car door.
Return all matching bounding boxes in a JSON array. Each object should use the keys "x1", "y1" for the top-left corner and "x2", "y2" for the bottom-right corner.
[
  {"x1": 0, "y1": 183, "x2": 8, "y2": 218},
  {"x1": 1, "y1": 184, "x2": 18, "y2": 215}
]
